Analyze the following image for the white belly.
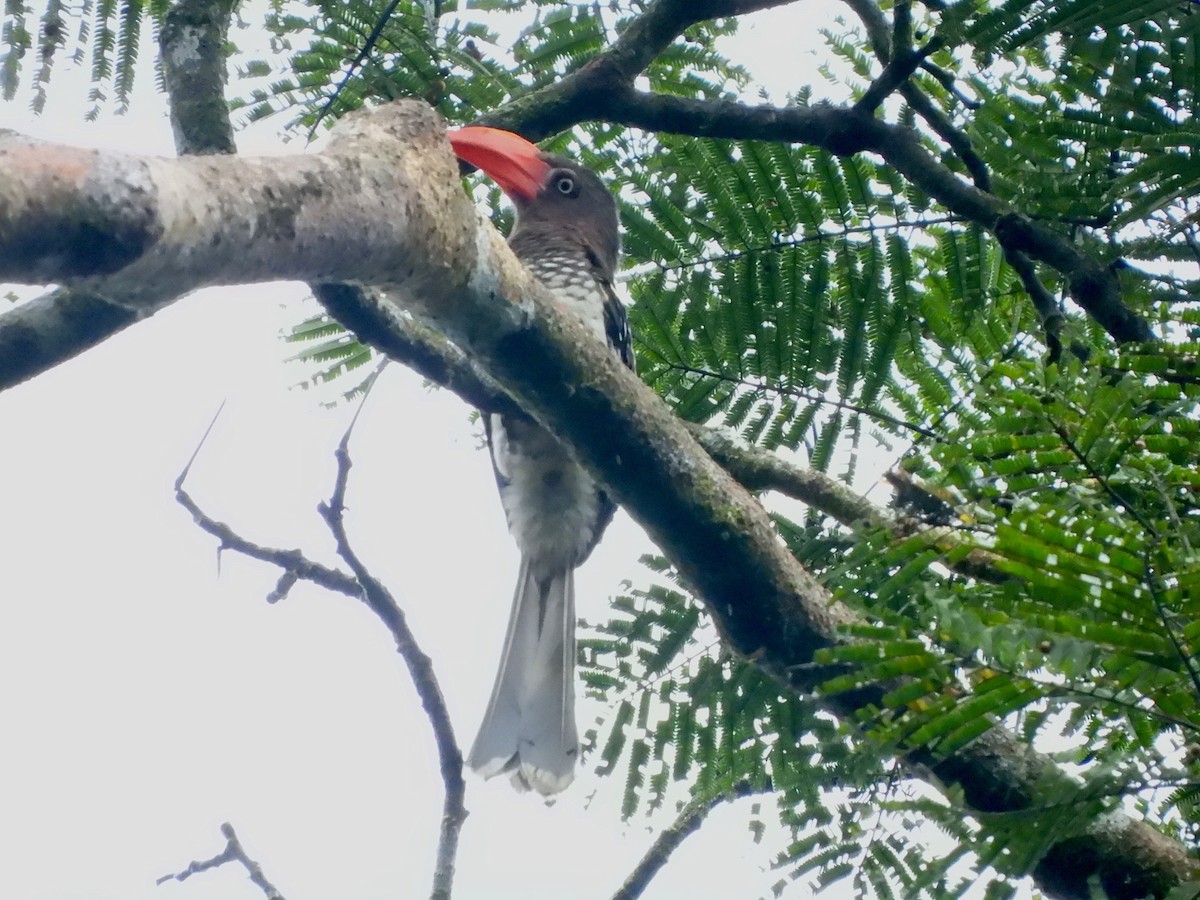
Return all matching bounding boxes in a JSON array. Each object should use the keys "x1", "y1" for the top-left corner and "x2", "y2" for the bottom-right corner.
[{"x1": 490, "y1": 413, "x2": 604, "y2": 580}]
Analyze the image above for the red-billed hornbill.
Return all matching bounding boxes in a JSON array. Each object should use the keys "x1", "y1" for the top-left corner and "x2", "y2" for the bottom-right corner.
[{"x1": 447, "y1": 126, "x2": 633, "y2": 796}]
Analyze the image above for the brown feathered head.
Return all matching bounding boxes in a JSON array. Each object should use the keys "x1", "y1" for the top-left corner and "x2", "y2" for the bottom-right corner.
[{"x1": 448, "y1": 126, "x2": 620, "y2": 278}]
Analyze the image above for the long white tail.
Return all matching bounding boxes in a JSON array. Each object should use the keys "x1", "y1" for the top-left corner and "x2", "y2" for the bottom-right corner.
[{"x1": 467, "y1": 557, "x2": 578, "y2": 796}]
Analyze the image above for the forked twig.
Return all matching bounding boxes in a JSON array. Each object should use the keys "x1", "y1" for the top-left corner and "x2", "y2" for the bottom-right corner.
[
  {"x1": 173, "y1": 377, "x2": 466, "y2": 900},
  {"x1": 158, "y1": 822, "x2": 284, "y2": 899}
]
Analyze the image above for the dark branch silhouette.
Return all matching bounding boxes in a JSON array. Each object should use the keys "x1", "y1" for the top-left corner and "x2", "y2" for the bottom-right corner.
[
  {"x1": 158, "y1": 822, "x2": 285, "y2": 899},
  {"x1": 611, "y1": 782, "x2": 763, "y2": 900},
  {"x1": 174, "y1": 390, "x2": 467, "y2": 900}
]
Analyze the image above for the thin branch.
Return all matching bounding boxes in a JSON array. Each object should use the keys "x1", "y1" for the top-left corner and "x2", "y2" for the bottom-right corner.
[
  {"x1": 838, "y1": 0, "x2": 991, "y2": 190},
  {"x1": 657, "y1": 360, "x2": 943, "y2": 440},
  {"x1": 1144, "y1": 548, "x2": 1200, "y2": 708},
  {"x1": 316, "y1": 375, "x2": 466, "y2": 900},
  {"x1": 1051, "y1": 422, "x2": 1159, "y2": 540},
  {"x1": 688, "y1": 425, "x2": 1010, "y2": 583},
  {"x1": 309, "y1": 0, "x2": 405, "y2": 139},
  {"x1": 599, "y1": 0, "x2": 800, "y2": 84},
  {"x1": 175, "y1": 404, "x2": 363, "y2": 600},
  {"x1": 855, "y1": 39, "x2": 943, "y2": 116},
  {"x1": 1003, "y1": 246, "x2": 1066, "y2": 361},
  {"x1": 175, "y1": 381, "x2": 466, "y2": 900},
  {"x1": 620, "y1": 215, "x2": 967, "y2": 279},
  {"x1": 978, "y1": 658, "x2": 1199, "y2": 736},
  {"x1": 901, "y1": 81, "x2": 992, "y2": 191},
  {"x1": 918, "y1": 60, "x2": 981, "y2": 110},
  {"x1": 157, "y1": 822, "x2": 284, "y2": 899},
  {"x1": 611, "y1": 782, "x2": 762, "y2": 900}
]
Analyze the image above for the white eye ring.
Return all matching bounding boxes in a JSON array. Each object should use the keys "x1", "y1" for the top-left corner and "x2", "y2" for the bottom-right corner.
[{"x1": 555, "y1": 175, "x2": 576, "y2": 194}]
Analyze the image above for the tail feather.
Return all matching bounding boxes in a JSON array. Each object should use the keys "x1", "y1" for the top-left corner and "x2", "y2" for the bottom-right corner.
[{"x1": 468, "y1": 557, "x2": 578, "y2": 796}]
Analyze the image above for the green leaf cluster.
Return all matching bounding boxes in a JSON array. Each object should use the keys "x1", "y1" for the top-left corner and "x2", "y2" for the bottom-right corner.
[{"x1": 1, "y1": 0, "x2": 172, "y2": 116}]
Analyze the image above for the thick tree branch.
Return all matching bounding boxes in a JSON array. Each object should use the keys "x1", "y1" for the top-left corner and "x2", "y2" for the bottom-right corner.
[
  {"x1": 312, "y1": 284, "x2": 525, "y2": 420},
  {"x1": 472, "y1": 0, "x2": 1146, "y2": 345},
  {"x1": 0, "y1": 288, "x2": 140, "y2": 390},
  {"x1": 159, "y1": 0, "x2": 238, "y2": 156},
  {"x1": 0, "y1": 108, "x2": 476, "y2": 294},
  {"x1": 2, "y1": 100, "x2": 1192, "y2": 898},
  {"x1": 0, "y1": 0, "x2": 239, "y2": 391},
  {"x1": 590, "y1": 88, "x2": 1153, "y2": 344},
  {"x1": 474, "y1": 0, "x2": 798, "y2": 140}
]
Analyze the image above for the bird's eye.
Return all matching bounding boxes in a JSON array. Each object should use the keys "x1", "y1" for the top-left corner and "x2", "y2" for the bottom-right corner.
[{"x1": 555, "y1": 174, "x2": 576, "y2": 195}]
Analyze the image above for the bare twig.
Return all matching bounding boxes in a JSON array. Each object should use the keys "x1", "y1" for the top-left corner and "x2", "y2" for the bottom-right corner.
[
  {"x1": 314, "y1": 370, "x2": 467, "y2": 900},
  {"x1": 611, "y1": 782, "x2": 762, "y2": 900},
  {"x1": 308, "y1": 0, "x2": 406, "y2": 139},
  {"x1": 175, "y1": 383, "x2": 466, "y2": 900},
  {"x1": 157, "y1": 822, "x2": 285, "y2": 899},
  {"x1": 175, "y1": 403, "x2": 363, "y2": 601}
]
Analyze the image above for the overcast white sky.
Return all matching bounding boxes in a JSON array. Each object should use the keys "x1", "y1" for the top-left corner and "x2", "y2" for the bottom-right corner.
[{"x1": 0, "y1": 4, "x2": 980, "y2": 899}]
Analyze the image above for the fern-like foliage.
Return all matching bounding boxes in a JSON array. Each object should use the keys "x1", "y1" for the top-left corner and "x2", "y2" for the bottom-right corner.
[
  {"x1": 812, "y1": 346, "x2": 1200, "y2": 863},
  {"x1": 622, "y1": 129, "x2": 1037, "y2": 475},
  {"x1": 1, "y1": 0, "x2": 170, "y2": 114}
]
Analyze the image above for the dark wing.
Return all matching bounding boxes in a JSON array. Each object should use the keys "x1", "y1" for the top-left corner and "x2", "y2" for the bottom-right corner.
[
  {"x1": 580, "y1": 245, "x2": 635, "y2": 372},
  {"x1": 584, "y1": 263, "x2": 631, "y2": 564},
  {"x1": 601, "y1": 278, "x2": 635, "y2": 372},
  {"x1": 482, "y1": 412, "x2": 510, "y2": 496}
]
